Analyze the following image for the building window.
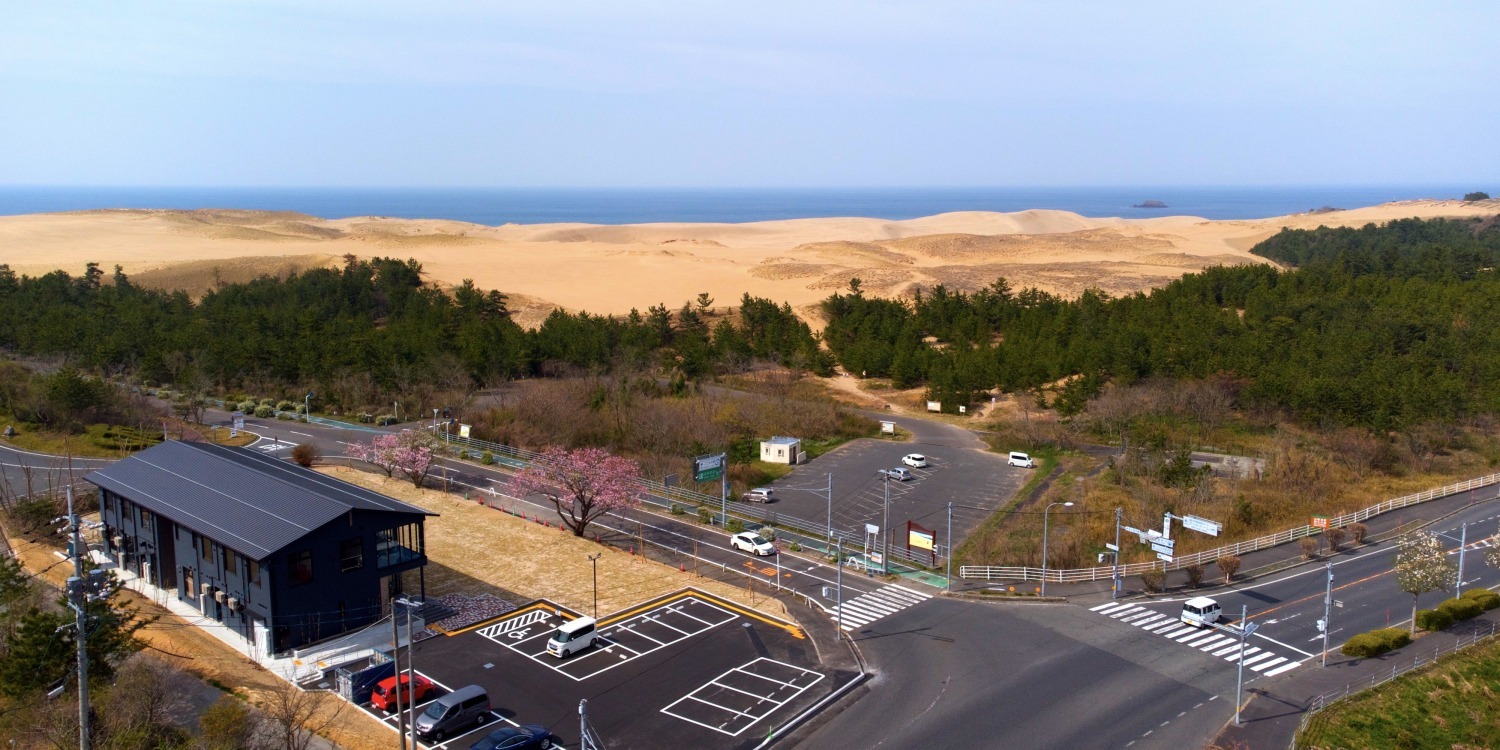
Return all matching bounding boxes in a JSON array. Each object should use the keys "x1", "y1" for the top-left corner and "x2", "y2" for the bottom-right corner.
[
  {"x1": 200, "y1": 535, "x2": 213, "y2": 562},
  {"x1": 339, "y1": 538, "x2": 364, "y2": 572},
  {"x1": 102, "y1": 494, "x2": 113, "y2": 514},
  {"x1": 248, "y1": 560, "x2": 262, "y2": 587},
  {"x1": 376, "y1": 523, "x2": 424, "y2": 568},
  {"x1": 224, "y1": 548, "x2": 238, "y2": 576},
  {"x1": 139, "y1": 508, "x2": 153, "y2": 528},
  {"x1": 289, "y1": 551, "x2": 313, "y2": 586}
]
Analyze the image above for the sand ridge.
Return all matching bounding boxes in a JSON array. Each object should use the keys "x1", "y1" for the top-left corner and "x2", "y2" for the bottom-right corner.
[{"x1": 1, "y1": 200, "x2": 1495, "y2": 324}]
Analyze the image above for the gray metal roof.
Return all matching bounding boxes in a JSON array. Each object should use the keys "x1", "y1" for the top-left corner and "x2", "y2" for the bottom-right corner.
[
  {"x1": 85, "y1": 441, "x2": 433, "y2": 560},
  {"x1": 764, "y1": 436, "x2": 800, "y2": 445}
]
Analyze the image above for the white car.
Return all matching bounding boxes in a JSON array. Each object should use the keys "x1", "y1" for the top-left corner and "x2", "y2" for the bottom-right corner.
[
  {"x1": 880, "y1": 467, "x2": 914, "y2": 481},
  {"x1": 741, "y1": 487, "x2": 774, "y2": 503},
  {"x1": 1008, "y1": 451, "x2": 1035, "y2": 468},
  {"x1": 902, "y1": 453, "x2": 927, "y2": 468},
  {"x1": 731, "y1": 531, "x2": 776, "y2": 556}
]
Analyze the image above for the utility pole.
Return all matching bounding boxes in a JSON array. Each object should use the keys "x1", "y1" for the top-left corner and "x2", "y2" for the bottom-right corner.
[
  {"x1": 395, "y1": 598, "x2": 420, "y2": 750},
  {"x1": 1456, "y1": 522, "x2": 1468, "y2": 597},
  {"x1": 588, "y1": 553, "x2": 602, "y2": 618},
  {"x1": 579, "y1": 699, "x2": 589, "y2": 750},
  {"x1": 1112, "y1": 507, "x2": 1123, "y2": 600},
  {"x1": 1321, "y1": 563, "x2": 1333, "y2": 668},
  {"x1": 835, "y1": 537, "x2": 844, "y2": 634},
  {"x1": 881, "y1": 473, "x2": 891, "y2": 575},
  {"x1": 825, "y1": 472, "x2": 833, "y2": 551},
  {"x1": 1235, "y1": 604, "x2": 1249, "y2": 725},
  {"x1": 719, "y1": 452, "x2": 727, "y2": 528},
  {"x1": 390, "y1": 601, "x2": 405, "y2": 748},
  {"x1": 64, "y1": 486, "x2": 102, "y2": 750},
  {"x1": 945, "y1": 502, "x2": 953, "y2": 593}
]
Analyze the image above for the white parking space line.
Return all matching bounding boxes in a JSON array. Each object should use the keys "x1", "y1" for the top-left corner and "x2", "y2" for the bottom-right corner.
[{"x1": 660, "y1": 657, "x2": 826, "y2": 737}]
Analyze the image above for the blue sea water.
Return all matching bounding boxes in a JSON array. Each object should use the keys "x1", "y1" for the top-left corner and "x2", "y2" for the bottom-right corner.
[{"x1": 0, "y1": 185, "x2": 1483, "y2": 225}]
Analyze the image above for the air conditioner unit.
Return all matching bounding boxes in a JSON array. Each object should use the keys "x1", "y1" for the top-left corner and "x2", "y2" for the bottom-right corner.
[
  {"x1": 200, "y1": 583, "x2": 212, "y2": 596},
  {"x1": 214, "y1": 591, "x2": 227, "y2": 604},
  {"x1": 111, "y1": 535, "x2": 125, "y2": 547},
  {"x1": 227, "y1": 597, "x2": 241, "y2": 611}
]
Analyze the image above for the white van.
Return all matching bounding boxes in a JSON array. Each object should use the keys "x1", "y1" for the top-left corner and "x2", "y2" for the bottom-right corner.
[
  {"x1": 546, "y1": 616, "x2": 597, "y2": 658},
  {"x1": 1180, "y1": 596, "x2": 1221, "y2": 628},
  {"x1": 1008, "y1": 451, "x2": 1035, "y2": 468}
]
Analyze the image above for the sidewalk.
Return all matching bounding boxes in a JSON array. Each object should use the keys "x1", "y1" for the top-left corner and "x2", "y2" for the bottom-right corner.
[
  {"x1": 955, "y1": 480, "x2": 1498, "y2": 602},
  {"x1": 1211, "y1": 611, "x2": 1500, "y2": 749}
]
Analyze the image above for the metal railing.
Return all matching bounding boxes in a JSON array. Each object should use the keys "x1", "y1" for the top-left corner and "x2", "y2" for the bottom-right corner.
[
  {"x1": 961, "y1": 472, "x2": 1500, "y2": 582},
  {"x1": 1293, "y1": 619, "x2": 1499, "y2": 749}
]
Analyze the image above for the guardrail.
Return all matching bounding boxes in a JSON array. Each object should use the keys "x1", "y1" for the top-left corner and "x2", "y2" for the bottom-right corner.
[
  {"x1": 962, "y1": 472, "x2": 1500, "y2": 582},
  {"x1": 1293, "y1": 619, "x2": 1499, "y2": 749}
]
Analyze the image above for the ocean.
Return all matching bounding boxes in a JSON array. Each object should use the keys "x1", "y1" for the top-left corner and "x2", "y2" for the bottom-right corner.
[{"x1": 0, "y1": 185, "x2": 1482, "y2": 225}]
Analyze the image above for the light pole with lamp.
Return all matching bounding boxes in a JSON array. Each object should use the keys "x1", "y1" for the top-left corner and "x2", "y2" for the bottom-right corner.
[
  {"x1": 881, "y1": 471, "x2": 892, "y2": 575},
  {"x1": 587, "y1": 552, "x2": 602, "y2": 618},
  {"x1": 304, "y1": 392, "x2": 313, "y2": 423},
  {"x1": 1040, "y1": 500, "x2": 1074, "y2": 596}
]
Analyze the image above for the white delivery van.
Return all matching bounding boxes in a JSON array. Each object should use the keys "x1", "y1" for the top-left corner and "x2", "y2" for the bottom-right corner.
[
  {"x1": 546, "y1": 616, "x2": 597, "y2": 658},
  {"x1": 1180, "y1": 596, "x2": 1221, "y2": 628},
  {"x1": 1008, "y1": 451, "x2": 1035, "y2": 468}
]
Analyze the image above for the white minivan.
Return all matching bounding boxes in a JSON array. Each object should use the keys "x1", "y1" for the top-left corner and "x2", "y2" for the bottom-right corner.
[
  {"x1": 546, "y1": 616, "x2": 598, "y2": 658},
  {"x1": 1180, "y1": 596, "x2": 1221, "y2": 628},
  {"x1": 1008, "y1": 451, "x2": 1035, "y2": 468}
]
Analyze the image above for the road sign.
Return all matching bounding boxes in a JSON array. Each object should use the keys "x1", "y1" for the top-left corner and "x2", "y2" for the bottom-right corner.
[
  {"x1": 692, "y1": 454, "x2": 724, "y2": 483},
  {"x1": 459, "y1": 423, "x2": 471, "y2": 439},
  {"x1": 909, "y1": 529, "x2": 935, "y2": 551},
  {"x1": 1104, "y1": 542, "x2": 1119, "y2": 552},
  {"x1": 1155, "y1": 552, "x2": 1174, "y2": 562},
  {"x1": 664, "y1": 473, "x2": 678, "y2": 488},
  {"x1": 869, "y1": 553, "x2": 884, "y2": 565},
  {"x1": 230, "y1": 411, "x2": 244, "y2": 437},
  {"x1": 1150, "y1": 537, "x2": 1175, "y2": 557},
  {"x1": 1183, "y1": 515, "x2": 1222, "y2": 537},
  {"x1": 881, "y1": 421, "x2": 896, "y2": 434},
  {"x1": 865, "y1": 523, "x2": 880, "y2": 535},
  {"x1": 1311, "y1": 515, "x2": 1330, "y2": 529},
  {"x1": 1241, "y1": 622, "x2": 1259, "y2": 636}
]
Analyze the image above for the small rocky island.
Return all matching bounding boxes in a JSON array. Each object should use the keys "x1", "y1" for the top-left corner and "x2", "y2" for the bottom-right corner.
[{"x1": 1132, "y1": 200, "x2": 1167, "y2": 209}]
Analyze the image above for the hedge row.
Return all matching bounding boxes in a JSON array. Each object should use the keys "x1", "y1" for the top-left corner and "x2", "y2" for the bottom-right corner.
[{"x1": 1341, "y1": 627, "x2": 1412, "y2": 658}]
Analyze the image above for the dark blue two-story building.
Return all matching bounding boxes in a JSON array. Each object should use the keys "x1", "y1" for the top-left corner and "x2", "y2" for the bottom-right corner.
[{"x1": 87, "y1": 440, "x2": 434, "y2": 657}]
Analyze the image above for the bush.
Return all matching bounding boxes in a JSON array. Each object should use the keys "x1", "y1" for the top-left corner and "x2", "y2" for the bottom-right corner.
[
  {"x1": 1325, "y1": 527, "x2": 1347, "y2": 552},
  {"x1": 236, "y1": 400, "x2": 256, "y2": 413},
  {"x1": 375, "y1": 414, "x2": 397, "y2": 426},
  {"x1": 1183, "y1": 564, "x2": 1205, "y2": 588},
  {"x1": 697, "y1": 508, "x2": 712, "y2": 525},
  {"x1": 1216, "y1": 554, "x2": 1242, "y2": 584},
  {"x1": 1349, "y1": 523, "x2": 1368, "y2": 544},
  {"x1": 1437, "y1": 597, "x2": 1484, "y2": 622},
  {"x1": 726, "y1": 518, "x2": 746, "y2": 534},
  {"x1": 481, "y1": 451, "x2": 494, "y2": 465},
  {"x1": 253, "y1": 405, "x2": 274, "y2": 418},
  {"x1": 258, "y1": 398, "x2": 272, "y2": 407},
  {"x1": 789, "y1": 541, "x2": 802, "y2": 552},
  {"x1": 1415, "y1": 608, "x2": 1453, "y2": 632},
  {"x1": 1372, "y1": 627, "x2": 1411, "y2": 650},
  {"x1": 1463, "y1": 191, "x2": 1491, "y2": 202},
  {"x1": 670, "y1": 504, "x2": 685, "y2": 515},
  {"x1": 275, "y1": 400, "x2": 295, "y2": 412},
  {"x1": 1300, "y1": 537, "x2": 1321, "y2": 559},
  {"x1": 1461, "y1": 588, "x2": 1500, "y2": 610},
  {"x1": 1140, "y1": 568, "x2": 1166, "y2": 593},
  {"x1": 1341, "y1": 633, "x2": 1386, "y2": 658},
  {"x1": 290, "y1": 443, "x2": 318, "y2": 468}
]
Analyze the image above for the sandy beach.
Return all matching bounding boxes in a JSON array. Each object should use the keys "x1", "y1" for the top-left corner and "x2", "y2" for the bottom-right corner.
[{"x1": 1, "y1": 200, "x2": 1494, "y2": 327}]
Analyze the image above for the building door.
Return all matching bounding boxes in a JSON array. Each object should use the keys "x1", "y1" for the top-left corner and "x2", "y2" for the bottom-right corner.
[
  {"x1": 252, "y1": 618, "x2": 271, "y2": 660},
  {"x1": 182, "y1": 568, "x2": 194, "y2": 605},
  {"x1": 158, "y1": 523, "x2": 178, "y2": 589}
]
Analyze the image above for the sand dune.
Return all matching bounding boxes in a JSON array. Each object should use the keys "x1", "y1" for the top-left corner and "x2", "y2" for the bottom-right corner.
[{"x1": 0, "y1": 200, "x2": 1494, "y2": 325}]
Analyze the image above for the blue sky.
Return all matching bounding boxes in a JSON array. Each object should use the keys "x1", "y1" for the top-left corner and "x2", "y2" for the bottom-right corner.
[{"x1": 1, "y1": 2, "x2": 1495, "y2": 187}]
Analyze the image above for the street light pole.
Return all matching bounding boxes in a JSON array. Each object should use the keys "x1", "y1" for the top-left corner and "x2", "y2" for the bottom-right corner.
[
  {"x1": 1321, "y1": 563, "x2": 1332, "y2": 668},
  {"x1": 945, "y1": 502, "x2": 953, "y2": 593},
  {"x1": 825, "y1": 472, "x2": 833, "y2": 551},
  {"x1": 835, "y1": 536, "x2": 843, "y2": 634},
  {"x1": 1456, "y1": 522, "x2": 1468, "y2": 597},
  {"x1": 1112, "y1": 507, "x2": 1123, "y2": 601},
  {"x1": 881, "y1": 473, "x2": 891, "y2": 575},
  {"x1": 64, "y1": 487, "x2": 93, "y2": 750},
  {"x1": 390, "y1": 601, "x2": 405, "y2": 748},
  {"x1": 1040, "y1": 501, "x2": 1074, "y2": 597},
  {"x1": 1235, "y1": 604, "x2": 1248, "y2": 725},
  {"x1": 587, "y1": 553, "x2": 602, "y2": 618}
]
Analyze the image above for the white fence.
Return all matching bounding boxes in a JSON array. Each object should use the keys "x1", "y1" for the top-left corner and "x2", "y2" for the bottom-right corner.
[{"x1": 961, "y1": 472, "x2": 1500, "y2": 583}]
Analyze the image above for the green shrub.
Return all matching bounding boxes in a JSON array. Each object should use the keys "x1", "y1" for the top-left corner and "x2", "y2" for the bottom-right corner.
[
  {"x1": 1438, "y1": 597, "x2": 1484, "y2": 622},
  {"x1": 789, "y1": 541, "x2": 802, "y2": 552},
  {"x1": 1341, "y1": 633, "x2": 1386, "y2": 658},
  {"x1": 481, "y1": 451, "x2": 494, "y2": 465},
  {"x1": 726, "y1": 518, "x2": 746, "y2": 534},
  {"x1": 1461, "y1": 588, "x2": 1500, "y2": 610},
  {"x1": 275, "y1": 400, "x2": 295, "y2": 412},
  {"x1": 697, "y1": 508, "x2": 712, "y2": 525},
  {"x1": 258, "y1": 398, "x2": 272, "y2": 407},
  {"x1": 1372, "y1": 627, "x2": 1411, "y2": 650},
  {"x1": 253, "y1": 405, "x2": 274, "y2": 418},
  {"x1": 670, "y1": 504, "x2": 685, "y2": 515},
  {"x1": 1415, "y1": 608, "x2": 1453, "y2": 632},
  {"x1": 236, "y1": 400, "x2": 256, "y2": 413},
  {"x1": 375, "y1": 414, "x2": 397, "y2": 426}
]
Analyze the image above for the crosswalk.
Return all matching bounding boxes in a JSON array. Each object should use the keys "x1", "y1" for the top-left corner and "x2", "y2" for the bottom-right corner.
[
  {"x1": 831, "y1": 584, "x2": 933, "y2": 632},
  {"x1": 1088, "y1": 601, "x2": 1304, "y2": 678}
]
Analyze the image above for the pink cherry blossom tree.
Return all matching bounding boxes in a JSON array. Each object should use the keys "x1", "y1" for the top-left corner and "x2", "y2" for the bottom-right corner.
[
  {"x1": 344, "y1": 433, "x2": 401, "y2": 478},
  {"x1": 510, "y1": 447, "x2": 642, "y2": 537}
]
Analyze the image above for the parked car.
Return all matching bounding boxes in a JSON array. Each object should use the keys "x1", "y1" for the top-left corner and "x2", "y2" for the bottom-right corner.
[
  {"x1": 1007, "y1": 451, "x2": 1035, "y2": 468},
  {"x1": 369, "y1": 673, "x2": 435, "y2": 713},
  {"x1": 880, "y1": 467, "x2": 914, "y2": 481},
  {"x1": 469, "y1": 724, "x2": 557, "y2": 750},
  {"x1": 901, "y1": 453, "x2": 928, "y2": 468},
  {"x1": 414, "y1": 684, "x2": 490, "y2": 741},
  {"x1": 741, "y1": 487, "x2": 775, "y2": 503},
  {"x1": 731, "y1": 531, "x2": 776, "y2": 556}
]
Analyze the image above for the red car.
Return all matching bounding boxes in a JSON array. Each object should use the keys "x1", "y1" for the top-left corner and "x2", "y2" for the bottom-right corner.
[{"x1": 370, "y1": 674, "x2": 435, "y2": 712}]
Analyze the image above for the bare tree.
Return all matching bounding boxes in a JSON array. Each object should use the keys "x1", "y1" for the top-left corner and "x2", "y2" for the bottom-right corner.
[
  {"x1": 257, "y1": 680, "x2": 345, "y2": 750},
  {"x1": 1328, "y1": 427, "x2": 1384, "y2": 479}
]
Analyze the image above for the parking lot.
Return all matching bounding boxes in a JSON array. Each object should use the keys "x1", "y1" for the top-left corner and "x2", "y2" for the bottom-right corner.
[
  {"x1": 763, "y1": 438, "x2": 1029, "y2": 551},
  {"x1": 355, "y1": 590, "x2": 846, "y2": 750}
]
